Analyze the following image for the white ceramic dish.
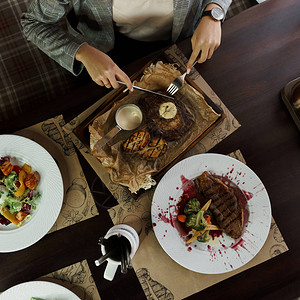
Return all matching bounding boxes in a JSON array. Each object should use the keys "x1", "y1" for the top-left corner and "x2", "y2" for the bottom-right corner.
[
  {"x1": 151, "y1": 153, "x2": 272, "y2": 274},
  {"x1": 0, "y1": 135, "x2": 63, "y2": 252},
  {"x1": 0, "y1": 281, "x2": 80, "y2": 300}
]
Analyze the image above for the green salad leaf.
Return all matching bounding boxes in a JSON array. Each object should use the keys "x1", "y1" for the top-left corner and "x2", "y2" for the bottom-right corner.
[
  {"x1": 0, "y1": 171, "x2": 18, "y2": 192},
  {"x1": 4, "y1": 195, "x2": 22, "y2": 213},
  {"x1": 1, "y1": 188, "x2": 41, "y2": 214}
]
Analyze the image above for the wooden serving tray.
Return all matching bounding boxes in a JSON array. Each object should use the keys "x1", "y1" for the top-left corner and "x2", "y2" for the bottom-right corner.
[
  {"x1": 281, "y1": 77, "x2": 300, "y2": 132},
  {"x1": 73, "y1": 52, "x2": 226, "y2": 195}
]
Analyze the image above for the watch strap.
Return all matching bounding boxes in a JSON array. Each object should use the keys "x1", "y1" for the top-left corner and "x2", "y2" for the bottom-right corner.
[{"x1": 202, "y1": 10, "x2": 213, "y2": 18}]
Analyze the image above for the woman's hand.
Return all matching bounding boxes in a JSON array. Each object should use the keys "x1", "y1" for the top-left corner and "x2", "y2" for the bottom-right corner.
[
  {"x1": 75, "y1": 44, "x2": 133, "y2": 91},
  {"x1": 186, "y1": 5, "x2": 222, "y2": 73}
]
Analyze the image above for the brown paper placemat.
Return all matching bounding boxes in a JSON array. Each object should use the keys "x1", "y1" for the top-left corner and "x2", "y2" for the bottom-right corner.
[
  {"x1": 107, "y1": 150, "x2": 288, "y2": 300},
  {"x1": 38, "y1": 259, "x2": 101, "y2": 300},
  {"x1": 63, "y1": 45, "x2": 241, "y2": 202},
  {"x1": 15, "y1": 115, "x2": 98, "y2": 233}
]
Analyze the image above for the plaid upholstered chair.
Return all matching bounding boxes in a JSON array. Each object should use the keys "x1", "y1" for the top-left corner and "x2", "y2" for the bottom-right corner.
[
  {"x1": 0, "y1": 1, "x2": 80, "y2": 122},
  {"x1": 226, "y1": 0, "x2": 258, "y2": 18},
  {"x1": 0, "y1": 0, "x2": 257, "y2": 122}
]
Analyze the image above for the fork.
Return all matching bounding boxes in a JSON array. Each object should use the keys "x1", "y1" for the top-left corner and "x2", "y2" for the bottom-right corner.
[{"x1": 166, "y1": 60, "x2": 198, "y2": 96}]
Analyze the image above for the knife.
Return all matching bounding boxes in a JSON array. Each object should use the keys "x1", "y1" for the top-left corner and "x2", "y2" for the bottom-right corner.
[{"x1": 117, "y1": 80, "x2": 174, "y2": 100}]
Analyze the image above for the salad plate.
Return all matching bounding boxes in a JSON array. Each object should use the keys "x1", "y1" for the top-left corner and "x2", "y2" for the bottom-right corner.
[
  {"x1": 0, "y1": 281, "x2": 81, "y2": 299},
  {"x1": 151, "y1": 153, "x2": 272, "y2": 274},
  {"x1": 0, "y1": 135, "x2": 63, "y2": 252}
]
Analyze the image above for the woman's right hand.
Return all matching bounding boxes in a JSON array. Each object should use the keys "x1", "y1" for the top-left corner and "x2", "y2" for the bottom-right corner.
[{"x1": 75, "y1": 44, "x2": 133, "y2": 91}]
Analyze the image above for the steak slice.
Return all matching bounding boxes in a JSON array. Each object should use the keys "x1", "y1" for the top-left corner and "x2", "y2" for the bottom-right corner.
[
  {"x1": 138, "y1": 93, "x2": 194, "y2": 141},
  {"x1": 194, "y1": 171, "x2": 243, "y2": 239}
]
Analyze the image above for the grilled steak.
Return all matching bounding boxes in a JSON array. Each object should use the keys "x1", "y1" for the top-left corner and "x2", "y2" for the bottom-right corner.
[
  {"x1": 138, "y1": 93, "x2": 194, "y2": 141},
  {"x1": 194, "y1": 171, "x2": 243, "y2": 239}
]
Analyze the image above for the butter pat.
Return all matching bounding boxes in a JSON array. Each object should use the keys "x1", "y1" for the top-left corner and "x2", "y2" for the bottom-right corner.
[{"x1": 159, "y1": 102, "x2": 177, "y2": 119}]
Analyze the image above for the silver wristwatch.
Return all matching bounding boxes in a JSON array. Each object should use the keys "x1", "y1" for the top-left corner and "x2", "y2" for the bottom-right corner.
[{"x1": 202, "y1": 7, "x2": 225, "y2": 22}]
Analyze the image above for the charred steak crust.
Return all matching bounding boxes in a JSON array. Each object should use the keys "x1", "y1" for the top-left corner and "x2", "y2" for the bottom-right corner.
[
  {"x1": 194, "y1": 171, "x2": 243, "y2": 239},
  {"x1": 138, "y1": 93, "x2": 194, "y2": 141}
]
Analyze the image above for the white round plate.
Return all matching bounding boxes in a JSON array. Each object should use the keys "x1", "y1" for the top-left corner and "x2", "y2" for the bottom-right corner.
[
  {"x1": 0, "y1": 135, "x2": 63, "y2": 252},
  {"x1": 0, "y1": 281, "x2": 81, "y2": 300},
  {"x1": 151, "y1": 153, "x2": 272, "y2": 274}
]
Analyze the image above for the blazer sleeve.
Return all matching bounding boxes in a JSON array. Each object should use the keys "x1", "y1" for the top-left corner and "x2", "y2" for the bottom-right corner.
[
  {"x1": 21, "y1": 0, "x2": 86, "y2": 75},
  {"x1": 201, "y1": 0, "x2": 232, "y2": 16}
]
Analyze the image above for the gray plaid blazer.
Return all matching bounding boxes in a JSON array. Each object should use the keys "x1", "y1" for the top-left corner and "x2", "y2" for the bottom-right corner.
[{"x1": 21, "y1": 0, "x2": 231, "y2": 75}]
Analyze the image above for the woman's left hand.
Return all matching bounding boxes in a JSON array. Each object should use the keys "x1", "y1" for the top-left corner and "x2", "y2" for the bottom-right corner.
[{"x1": 186, "y1": 11, "x2": 222, "y2": 72}]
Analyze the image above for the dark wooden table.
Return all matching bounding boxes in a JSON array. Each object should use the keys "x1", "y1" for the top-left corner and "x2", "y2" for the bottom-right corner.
[{"x1": 1, "y1": 0, "x2": 300, "y2": 299}]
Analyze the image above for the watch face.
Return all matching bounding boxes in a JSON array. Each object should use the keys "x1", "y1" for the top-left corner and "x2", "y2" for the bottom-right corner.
[{"x1": 211, "y1": 7, "x2": 224, "y2": 21}]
